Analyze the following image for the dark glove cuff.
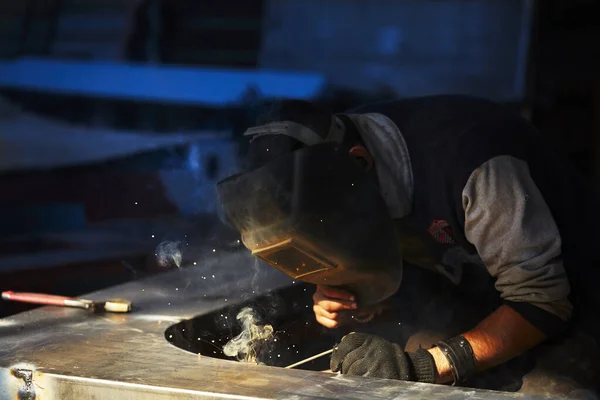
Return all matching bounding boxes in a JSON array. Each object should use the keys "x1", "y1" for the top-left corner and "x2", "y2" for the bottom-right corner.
[
  {"x1": 406, "y1": 348, "x2": 436, "y2": 384},
  {"x1": 435, "y1": 335, "x2": 477, "y2": 384}
]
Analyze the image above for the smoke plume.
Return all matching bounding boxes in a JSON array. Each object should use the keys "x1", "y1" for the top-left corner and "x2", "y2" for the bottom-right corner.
[
  {"x1": 222, "y1": 307, "x2": 274, "y2": 364},
  {"x1": 156, "y1": 241, "x2": 182, "y2": 269}
]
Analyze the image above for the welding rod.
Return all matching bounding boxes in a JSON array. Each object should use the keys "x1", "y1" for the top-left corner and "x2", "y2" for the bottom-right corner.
[
  {"x1": 284, "y1": 348, "x2": 334, "y2": 369},
  {"x1": 1, "y1": 291, "x2": 131, "y2": 313}
]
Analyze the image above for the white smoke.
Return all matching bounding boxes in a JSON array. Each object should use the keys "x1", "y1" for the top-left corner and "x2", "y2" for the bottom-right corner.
[
  {"x1": 156, "y1": 241, "x2": 182, "y2": 269},
  {"x1": 222, "y1": 307, "x2": 274, "y2": 364}
]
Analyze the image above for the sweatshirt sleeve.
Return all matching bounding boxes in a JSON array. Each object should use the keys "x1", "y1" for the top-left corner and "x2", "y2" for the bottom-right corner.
[{"x1": 462, "y1": 155, "x2": 572, "y2": 336}]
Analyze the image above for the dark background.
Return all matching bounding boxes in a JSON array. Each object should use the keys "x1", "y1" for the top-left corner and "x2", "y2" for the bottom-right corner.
[{"x1": 0, "y1": 0, "x2": 598, "y2": 317}]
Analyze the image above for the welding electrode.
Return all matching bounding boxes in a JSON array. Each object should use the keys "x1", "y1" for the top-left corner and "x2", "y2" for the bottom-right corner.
[
  {"x1": 285, "y1": 348, "x2": 334, "y2": 369},
  {"x1": 1, "y1": 291, "x2": 132, "y2": 313}
]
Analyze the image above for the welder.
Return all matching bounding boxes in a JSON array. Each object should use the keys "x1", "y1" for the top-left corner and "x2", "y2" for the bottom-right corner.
[{"x1": 218, "y1": 95, "x2": 600, "y2": 396}]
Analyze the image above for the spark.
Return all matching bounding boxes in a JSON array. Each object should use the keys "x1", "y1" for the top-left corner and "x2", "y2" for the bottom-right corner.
[
  {"x1": 151, "y1": 235, "x2": 155, "y2": 238},
  {"x1": 213, "y1": 249, "x2": 216, "y2": 252},
  {"x1": 193, "y1": 262, "x2": 197, "y2": 265},
  {"x1": 169, "y1": 335, "x2": 172, "y2": 338},
  {"x1": 175, "y1": 288, "x2": 179, "y2": 291},
  {"x1": 212, "y1": 275, "x2": 215, "y2": 278},
  {"x1": 134, "y1": 201, "x2": 138, "y2": 205}
]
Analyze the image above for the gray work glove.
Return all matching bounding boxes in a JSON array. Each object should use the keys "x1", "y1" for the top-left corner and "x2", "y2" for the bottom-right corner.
[{"x1": 330, "y1": 332, "x2": 436, "y2": 383}]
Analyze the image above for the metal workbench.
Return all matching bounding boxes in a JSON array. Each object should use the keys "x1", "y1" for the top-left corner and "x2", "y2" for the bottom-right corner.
[{"x1": 0, "y1": 250, "x2": 556, "y2": 399}]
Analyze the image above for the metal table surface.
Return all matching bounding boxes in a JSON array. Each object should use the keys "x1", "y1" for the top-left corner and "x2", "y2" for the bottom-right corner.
[{"x1": 0, "y1": 250, "x2": 558, "y2": 400}]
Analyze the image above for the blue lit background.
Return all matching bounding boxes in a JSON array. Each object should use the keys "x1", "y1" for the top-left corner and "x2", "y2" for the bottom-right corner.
[{"x1": 0, "y1": 0, "x2": 598, "y2": 313}]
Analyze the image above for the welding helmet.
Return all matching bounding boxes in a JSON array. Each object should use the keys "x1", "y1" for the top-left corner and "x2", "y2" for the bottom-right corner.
[{"x1": 217, "y1": 101, "x2": 402, "y2": 306}]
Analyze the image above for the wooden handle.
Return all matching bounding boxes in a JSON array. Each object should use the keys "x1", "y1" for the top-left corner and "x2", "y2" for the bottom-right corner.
[{"x1": 1, "y1": 291, "x2": 75, "y2": 307}]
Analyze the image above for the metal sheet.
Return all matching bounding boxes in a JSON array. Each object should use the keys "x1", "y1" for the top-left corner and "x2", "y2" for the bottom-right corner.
[
  {"x1": 0, "y1": 96, "x2": 230, "y2": 172},
  {"x1": 0, "y1": 251, "x2": 557, "y2": 399},
  {"x1": 0, "y1": 58, "x2": 326, "y2": 105}
]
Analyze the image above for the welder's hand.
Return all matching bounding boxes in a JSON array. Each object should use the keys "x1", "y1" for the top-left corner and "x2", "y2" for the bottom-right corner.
[
  {"x1": 312, "y1": 285, "x2": 358, "y2": 328},
  {"x1": 330, "y1": 332, "x2": 436, "y2": 383},
  {"x1": 313, "y1": 285, "x2": 386, "y2": 328}
]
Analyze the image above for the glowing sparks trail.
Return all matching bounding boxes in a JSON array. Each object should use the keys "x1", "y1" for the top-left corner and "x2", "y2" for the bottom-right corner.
[{"x1": 222, "y1": 308, "x2": 274, "y2": 364}]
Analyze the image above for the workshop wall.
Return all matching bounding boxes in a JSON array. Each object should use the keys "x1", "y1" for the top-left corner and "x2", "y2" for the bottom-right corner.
[{"x1": 260, "y1": 0, "x2": 532, "y2": 101}]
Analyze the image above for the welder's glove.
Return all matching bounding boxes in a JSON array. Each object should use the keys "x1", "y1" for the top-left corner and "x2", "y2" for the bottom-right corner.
[{"x1": 330, "y1": 332, "x2": 436, "y2": 383}]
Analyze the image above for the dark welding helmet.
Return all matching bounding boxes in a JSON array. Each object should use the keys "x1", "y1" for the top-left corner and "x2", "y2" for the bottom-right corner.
[{"x1": 217, "y1": 102, "x2": 402, "y2": 306}]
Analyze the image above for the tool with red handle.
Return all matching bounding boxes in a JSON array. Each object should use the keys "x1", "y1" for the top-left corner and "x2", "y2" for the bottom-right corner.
[{"x1": 1, "y1": 291, "x2": 131, "y2": 313}]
